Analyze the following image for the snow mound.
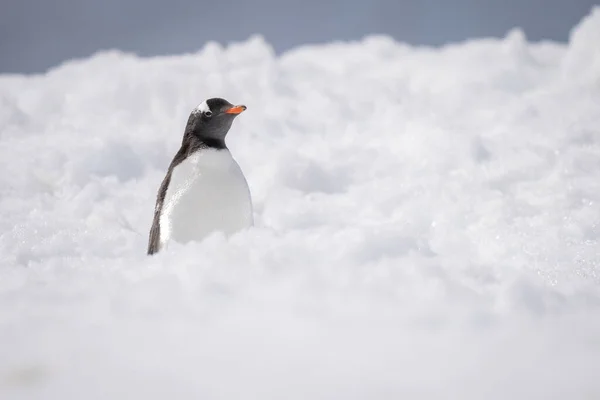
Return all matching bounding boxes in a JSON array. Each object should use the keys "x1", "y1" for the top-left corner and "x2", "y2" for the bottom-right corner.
[
  {"x1": 1, "y1": 10, "x2": 599, "y2": 400},
  {"x1": 563, "y1": 6, "x2": 600, "y2": 83}
]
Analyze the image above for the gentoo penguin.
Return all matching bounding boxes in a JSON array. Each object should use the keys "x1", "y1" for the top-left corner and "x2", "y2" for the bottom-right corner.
[{"x1": 147, "y1": 98, "x2": 253, "y2": 255}]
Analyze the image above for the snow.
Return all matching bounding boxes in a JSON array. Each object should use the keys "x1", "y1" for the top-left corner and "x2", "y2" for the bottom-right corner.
[{"x1": 1, "y1": 7, "x2": 600, "y2": 399}]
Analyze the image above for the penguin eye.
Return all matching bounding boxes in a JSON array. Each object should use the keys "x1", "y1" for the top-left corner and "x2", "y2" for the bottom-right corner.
[{"x1": 203, "y1": 110, "x2": 213, "y2": 118}]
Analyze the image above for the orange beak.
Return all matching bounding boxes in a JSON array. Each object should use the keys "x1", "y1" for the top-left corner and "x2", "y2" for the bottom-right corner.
[{"x1": 224, "y1": 105, "x2": 247, "y2": 114}]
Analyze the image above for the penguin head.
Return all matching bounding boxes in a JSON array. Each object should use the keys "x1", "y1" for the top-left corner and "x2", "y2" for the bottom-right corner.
[{"x1": 185, "y1": 98, "x2": 246, "y2": 142}]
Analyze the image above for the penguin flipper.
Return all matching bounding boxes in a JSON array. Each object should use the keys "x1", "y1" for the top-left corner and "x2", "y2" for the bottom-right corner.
[
  {"x1": 147, "y1": 214, "x2": 161, "y2": 255},
  {"x1": 147, "y1": 171, "x2": 173, "y2": 255}
]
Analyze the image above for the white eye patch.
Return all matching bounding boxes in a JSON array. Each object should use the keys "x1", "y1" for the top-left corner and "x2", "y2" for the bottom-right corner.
[{"x1": 194, "y1": 100, "x2": 210, "y2": 114}]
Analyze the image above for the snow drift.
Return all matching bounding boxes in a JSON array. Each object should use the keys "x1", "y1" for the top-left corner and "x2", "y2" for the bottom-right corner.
[{"x1": 1, "y1": 7, "x2": 600, "y2": 400}]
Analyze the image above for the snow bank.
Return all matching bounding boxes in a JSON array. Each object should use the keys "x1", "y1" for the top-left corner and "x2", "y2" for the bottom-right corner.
[{"x1": 1, "y1": 9, "x2": 599, "y2": 400}]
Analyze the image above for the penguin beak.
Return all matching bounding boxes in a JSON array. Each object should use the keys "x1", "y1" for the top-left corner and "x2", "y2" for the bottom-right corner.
[{"x1": 224, "y1": 105, "x2": 247, "y2": 115}]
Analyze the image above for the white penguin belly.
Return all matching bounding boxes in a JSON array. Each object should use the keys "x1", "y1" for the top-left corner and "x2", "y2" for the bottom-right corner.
[{"x1": 159, "y1": 149, "x2": 253, "y2": 247}]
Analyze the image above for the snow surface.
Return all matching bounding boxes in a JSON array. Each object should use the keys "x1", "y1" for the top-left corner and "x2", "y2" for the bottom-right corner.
[{"x1": 1, "y1": 8, "x2": 600, "y2": 400}]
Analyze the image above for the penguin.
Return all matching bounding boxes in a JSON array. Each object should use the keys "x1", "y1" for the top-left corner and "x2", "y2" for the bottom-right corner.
[{"x1": 147, "y1": 98, "x2": 253, "y2": 255}]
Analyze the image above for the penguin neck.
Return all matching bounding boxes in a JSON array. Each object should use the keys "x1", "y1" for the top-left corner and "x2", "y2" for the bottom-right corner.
[
  {"x1": 183, "y1": 133, "x2": 227, "y2": 152},
  {"x1": 199, "y1": 136, "x2": 227, "y2": 150}
]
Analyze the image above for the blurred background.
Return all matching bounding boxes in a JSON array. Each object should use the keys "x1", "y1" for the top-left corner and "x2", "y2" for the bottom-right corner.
[{"x1": 1, "y1": 0, "x2": 597, "y2": 74}]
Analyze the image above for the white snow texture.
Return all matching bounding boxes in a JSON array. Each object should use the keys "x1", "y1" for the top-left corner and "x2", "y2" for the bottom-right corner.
[{"x1": 1, "y1": 8, "x2": 600, "y2": 400}]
